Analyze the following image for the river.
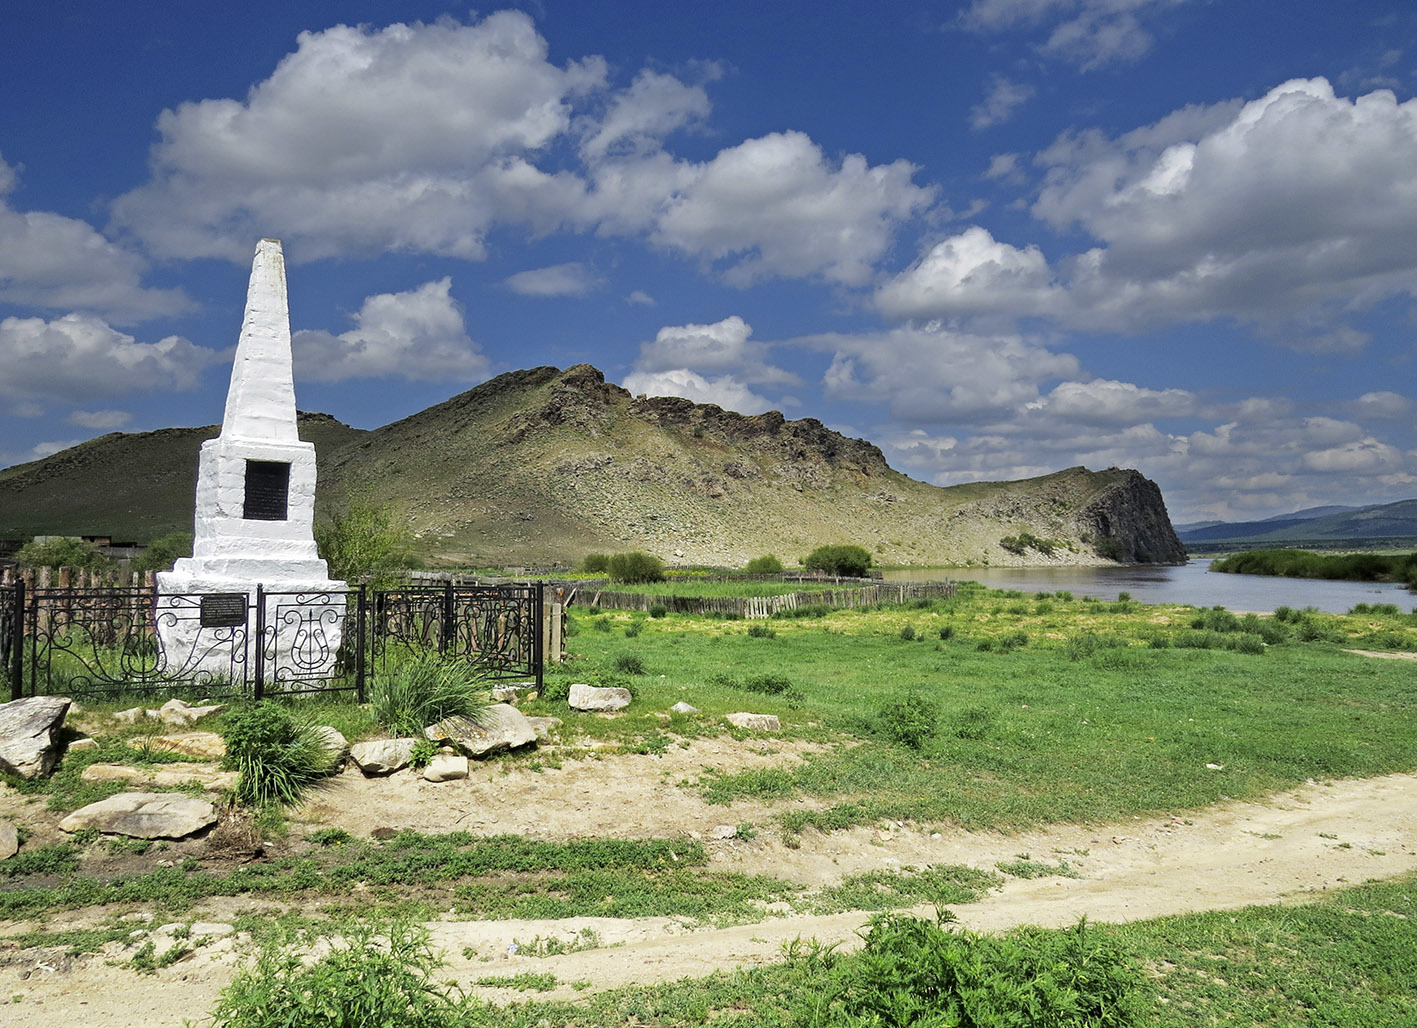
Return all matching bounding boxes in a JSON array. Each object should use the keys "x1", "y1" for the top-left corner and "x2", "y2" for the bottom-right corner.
[{"x1": 881, "y1": 559, "x2": 1416, "y2": 614}]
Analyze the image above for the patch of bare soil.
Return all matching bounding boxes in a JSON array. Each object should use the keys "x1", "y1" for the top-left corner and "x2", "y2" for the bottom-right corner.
[{"x1": 3, "y1": 737, "x2": 1417, "y2": 1027}]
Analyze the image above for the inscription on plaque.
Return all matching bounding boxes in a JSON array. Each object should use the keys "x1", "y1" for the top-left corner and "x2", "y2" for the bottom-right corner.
[
  {"x1": 200, "y1": 593, "x2": 248, "y2": 628},
  {"x1": 243, "y1": 460, "x2": 291, "y2": 521}
]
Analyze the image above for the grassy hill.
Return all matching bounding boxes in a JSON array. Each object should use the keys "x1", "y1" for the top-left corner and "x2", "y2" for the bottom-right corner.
[
  {"x1": 1180, "y1": 499, "x2": 1417, "y2": 553},
  {"x1": 0, "y1": 364, "x2": 1186, "y2": 568}
]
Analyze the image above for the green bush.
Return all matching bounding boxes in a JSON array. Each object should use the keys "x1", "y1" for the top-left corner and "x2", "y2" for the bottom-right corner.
[
  {"x1": 811, "y1": 911, "x2": 1142, "y2": 1028},
  {"x1": 16, "y1": 536, "x2": 112, "y2": 571},
  {"x1": 607, "y1": 551, "x2": 666, "y2": 583},
  {"x1": 899, "y1": 624, "x2": 917, "y2": 641},
  {"x1": 369, "y1": 655, "x2": 488, "y2": 738},
  {"x1": 745, "y1": 554, "x2": 784, "y2": 574},
  {"x1": 131, "y1": 531, "x2": 193, "y2": 574},
  {"x1": 581, "y1": 553, "x2": 610, "y2": 574},
  {"x1": 208, "y1": 921, "x2": 469, "y2": 1028},
  {"x1": 1064, "y1": 633, "x2": 1126, "y2": 661},
  {"x1": 874, "y1": 688, "x2": 940, "y2": 750},
  {"x1": 803, "y1": 544, "x2": 873, "y2": 578},
  {"x1": 747, "y1": 623, "x2": 777, "y2": 639},
  {"x1": 648, "y1": 603, "x2": 669, "y2": 618},
  {"x1": 613, "y1": 652, "x2": 646, "y2": 675},
  {"x1": 221, "y1": 703, "x2": 338, "y2": 807},
  {"x1": 623, "y1": 621, "x2": 642, "y2": 638},
  {"x1": 314, "y1": 504, "x2": 415, "y2": 587},
  {"x1": 744, "y1": 673, "x2": 793, "y2": 695}
]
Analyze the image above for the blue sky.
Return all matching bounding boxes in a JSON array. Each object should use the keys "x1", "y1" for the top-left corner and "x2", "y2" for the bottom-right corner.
[{"x1": 3, "y1": 0, "x2": 1416, "y2": 525}]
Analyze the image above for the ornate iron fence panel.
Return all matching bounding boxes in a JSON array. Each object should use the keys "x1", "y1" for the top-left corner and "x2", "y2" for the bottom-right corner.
[
  {"x1": 22, "y1": 587, "x2": 250, "y2": 699},
  {"x1": 254, "y1": 586, "x2": 366, "y2": 700},
  {"x1": 372, "y1": 583, "x2": 542, "y2": 686}
]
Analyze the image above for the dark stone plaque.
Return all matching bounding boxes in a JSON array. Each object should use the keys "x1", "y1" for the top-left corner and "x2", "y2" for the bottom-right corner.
[
  {"x1": 243, "y1": 460, "x2": 290, "y2": 521},
  {"x1": 200, "y1": 593, "x2": 248, "y2": 628}
]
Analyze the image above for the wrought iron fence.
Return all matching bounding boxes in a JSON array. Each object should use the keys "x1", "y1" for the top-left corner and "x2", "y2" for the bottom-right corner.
[{"x1": 1, "y1": 580, "x2": 542, "y2": 701}]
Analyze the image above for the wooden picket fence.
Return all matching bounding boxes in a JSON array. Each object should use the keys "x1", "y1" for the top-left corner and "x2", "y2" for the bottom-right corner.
[{"x1": 569, "y1": 581, "x2": 957, "y2": 619}]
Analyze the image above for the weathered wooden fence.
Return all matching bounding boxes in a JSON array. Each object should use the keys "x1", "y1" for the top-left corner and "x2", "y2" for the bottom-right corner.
[{"x1": 569, "y1": 581, "x2": 958, "y2": 618}]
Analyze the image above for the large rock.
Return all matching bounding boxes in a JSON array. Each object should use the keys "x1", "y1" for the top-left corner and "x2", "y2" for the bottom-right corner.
[
  {"x1": 153, "y1": 698, "x2": 226, "y2": 725},
  {"x1": 0, "y1": 695, "x2": 72, "y2": 780},
  {"x1": 312, "y1": 726, "x2": 349, "y2": 767},
  {"x1": 131, "y1": 731, "x2": 226, "y2": 759},
  {"x1": 726, "y1": 712, "x2": 781, "y2": 732},
  {"x1": 426, "y1": 704, "x2": 537, "y2": 758},
  {"x1": 60, "y1": 792, "x2": 218, "y2": 839},
  {"x1": 0, "y1": 819, "x2": 17, "y2": 860},
  {"x1": 568, "y1": 684, "x2": 632, "y2": 712},
  {"x1": 81, "y1": 762, "x2": 237, "y2": 792},
  {"x1": 349, "y1": 738, "x2": 418, "y2": 775}
]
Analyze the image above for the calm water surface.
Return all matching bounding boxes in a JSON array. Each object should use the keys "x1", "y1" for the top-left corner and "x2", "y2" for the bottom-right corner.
[{"x1": 882, "y1": 559, "x2": 1416, "y2": 614}]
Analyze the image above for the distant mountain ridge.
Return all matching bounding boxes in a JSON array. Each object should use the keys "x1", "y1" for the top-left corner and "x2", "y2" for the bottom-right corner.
[
  {"x1": 1, "y1": 364, "x2": 1187, "y2": 568},
  {"x1": 1178, "y1": 499, "x2": 1417, "y2": 551}
]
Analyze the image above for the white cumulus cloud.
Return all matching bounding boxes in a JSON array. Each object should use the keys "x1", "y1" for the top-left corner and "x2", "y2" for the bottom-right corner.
[
  {"x1": 0, "y1": 313, "x2": 218, "y2": 403},
  {"x1": 621, "y1": 368, "x2": 773, "y2": 414},
  {"x1": 503, "y1": 262, "x2": 602, "y2": 297},
  {"x1": 292, "y1": 277, "x2": 487, "y2": 382}
]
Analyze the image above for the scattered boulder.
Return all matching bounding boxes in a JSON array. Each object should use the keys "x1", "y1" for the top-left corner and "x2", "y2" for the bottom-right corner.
[
  {"x1": 131, "y1": 731, "x2": 226, "y2": 759},
  {"x1": 67, "y1": 734, "x2": 100, "y2": 753},
  {"x1": 113, "y1": 707, "x2": 148, "y2": 723},
  {"x1": 154, "y1": 698, "x2": 226, "y2": 725},
  {"x1": 0, "y1": 695, "x2": 72, "y2": 780},
  {"x1": 0, "y1": 819, "x2": 17, "y2": 860},
  {"x1": 526, "y1": 716, "x2": 562, "y2": 742},
  {"x1": 427, "y1": 704, "x2": 537, "y2": 758},
  {"x1": 421, "y1": 752, "x2": 470, "y2": 782},
  {"x1": 710, "y1": 824, "x2": 739, "y2": 840},
  {"x1": 312, "y1": 726, "x2": 349, "y2": 767},
  {"x1": 60, "y1": 792, "x2": 218, "y2": 840},
  {"x1": 726, "y1": 712, "x2": 781, "y2": 732},
  {"x1": 81, "y1": 762, "x2": 237, "y2": 792},
  {"x1": 349, "y1": 738, "x2": 418, "y2": 775},
  {"x1": 568, "y1": 684, "x2": 632, "y2": 712},
  {"x1": 670, "y1": 702, "x2": 700, "y2": 714}
]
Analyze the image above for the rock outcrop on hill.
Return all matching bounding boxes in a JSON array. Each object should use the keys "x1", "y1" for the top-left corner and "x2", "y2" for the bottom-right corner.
[{"x1": 0, "y1": 364, "x2": 1187, "y2": 568}]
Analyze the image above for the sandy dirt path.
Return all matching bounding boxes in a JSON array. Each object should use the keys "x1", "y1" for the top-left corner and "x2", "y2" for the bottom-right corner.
[{"x1": 3, "y1": 766, "x2": 1415, "y2": 1027}]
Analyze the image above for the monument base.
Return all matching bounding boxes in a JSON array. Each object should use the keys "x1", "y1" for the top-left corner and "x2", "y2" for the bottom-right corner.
[{"x1": 156, "y1": 567, "x2": 348, "y2": 687}]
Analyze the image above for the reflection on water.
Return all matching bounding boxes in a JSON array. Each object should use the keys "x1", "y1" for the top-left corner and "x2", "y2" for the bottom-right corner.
[{"x1": 882, "y1": 560, "x2": 1416, "y2": 614}]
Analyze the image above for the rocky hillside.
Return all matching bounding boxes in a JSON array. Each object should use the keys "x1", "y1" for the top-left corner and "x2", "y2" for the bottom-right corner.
[{"x1": 0, "y1": 364, "x2": 1186, "y2": 568}]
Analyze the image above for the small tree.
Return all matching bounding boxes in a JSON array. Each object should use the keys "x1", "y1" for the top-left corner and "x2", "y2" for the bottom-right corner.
[
  {"x1": 803, "y1": 544, "x2": 872, "y2": 577},
  {"x1": 15, "y1": 536, "x2": 112, "y2": 571},
  {"x1": 315, "y1": 503, "x2": 415, "y2": 587},
  {"x1": 607, "y1": 551, "x2": 665, "y2": 583},
  {"x1": 581, "y1": 553, "x2": 610, "y2": 574},
  {"x1": 744, "y1": 554, "x2": 784, "y2": 574}
]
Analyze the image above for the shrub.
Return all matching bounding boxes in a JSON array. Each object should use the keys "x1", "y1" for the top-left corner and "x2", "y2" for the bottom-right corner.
[
  {"x1": 131, "y1": 531, "x2": 193, "y2": 574},
  {"x1": 592, "y1": 616, "x2": 612, "y2": 632},
  {"x1": 1064, "y1": 633, "x2": 1126, "y2": 661},
  {"x1": 221, "y1": 703, "x2": 338, "y2": 807},
  {"x1": 623, "y1": 621, "x2": 642, "y2": 638},
  {"x1": 580, "y1": 553, "x2": 610, "y2": 574},
  {"x1": 899, "y1": 624, "x2": 917, "y2": 641},
  {"x1": 744, "y1": 673, "x2": 794, "y2": 695},
  {"x1": 16, "y1": 536, "x2": 112, "y2": 571},
  {"x1": 613, "y1": 652, "x2": 646, "y2": 675},
  {"x1": 874, "y1": 688, "x2": 940, "y2": 750},
  {"x1": 938, "y1": 625, "x2": 955, "y2": 641},
  {"x1": 314, "y1": 504, "x2": 415, "y2": 587},
  {"x1": 746, "y1": 623, "x2": 776, "y2": 638},
  {"x1": 745, "y1": 554, "x2": 784, "y2": 574},
  {"x1": 369, "y1": 655, "x2": 488, "y2": 738},
  {"x1": 803, "y1": 544, "x2": 873, "y2": 578},
  {"x1": 208, "y1": 920, "x2": 468, "y2": 1028},
  {"x1": 648, "y1": 603, "x2": 669, "y2": 618},
  {"x1": 607, "y1": 551, "x2": 666, "y2": 583},
  {"x1": 814, "y1": 911, "x2": 1142, "y2": 1028}
]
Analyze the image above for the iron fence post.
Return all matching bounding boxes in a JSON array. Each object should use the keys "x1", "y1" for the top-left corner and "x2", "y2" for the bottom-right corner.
[
  {"x1": 442, "y1": 580, "x2": 454, "y2": 656},
  {"x1": 7, "y1": 581, "x2": 23, "y2": 701},
  {"x1": 532, "y1": 583, "x2": 544, "y2": 690},
  {"x1": 253, "y1": 584, "x2": 265, "y2": 700},
  {"x1": 356, "y1": 584, "x2": 367, "y2": 704}
]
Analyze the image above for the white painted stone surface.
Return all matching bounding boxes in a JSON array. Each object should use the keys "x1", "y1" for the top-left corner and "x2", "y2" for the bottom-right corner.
[{"x1": 157, "y1": 239, "x2": 345, "y2": 682}]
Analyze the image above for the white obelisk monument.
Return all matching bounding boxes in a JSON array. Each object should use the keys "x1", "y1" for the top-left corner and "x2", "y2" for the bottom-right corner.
[{"x1": 158, "y1": 238, "x2": 344, "y2": 683}]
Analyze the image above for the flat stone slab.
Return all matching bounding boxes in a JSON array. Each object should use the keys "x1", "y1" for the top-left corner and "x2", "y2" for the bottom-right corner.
[
  {"x1": 0, "y1": 695, "x2": 72, "y2": 780},
  {"x1": 60, "y1": 792, "x2": 218, "y2": 840},
  {"x1": 671, "y1": 702, "x2": 700, "y2": 714},
  {"x1": 568, "y1": 684, "x2": 632, "y2": 712},
  {"x1": 153, "y1": 698, "x2": 226, "y2": 725},
  {"x1": 726, "y1": 712, "x2": 781, "y2": 732},
  {"x1": 81, "y1": 762, "x2": 237, "y2": 792},
  {"x1": 0, "y1": 819, "x2": 17, "y2": 860},
  {"x1": 421, "y1": 752, "x2": 470, "y2": 782},
  {"x1": 427, "y1": 704, "x2": 537, "y2": 758},
  {"x1": 131, "y1": 731, "x2": 227, "y2": 759},
  {"x1": 349, "y1": 738, "x2": 418, "y2": 775}
]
